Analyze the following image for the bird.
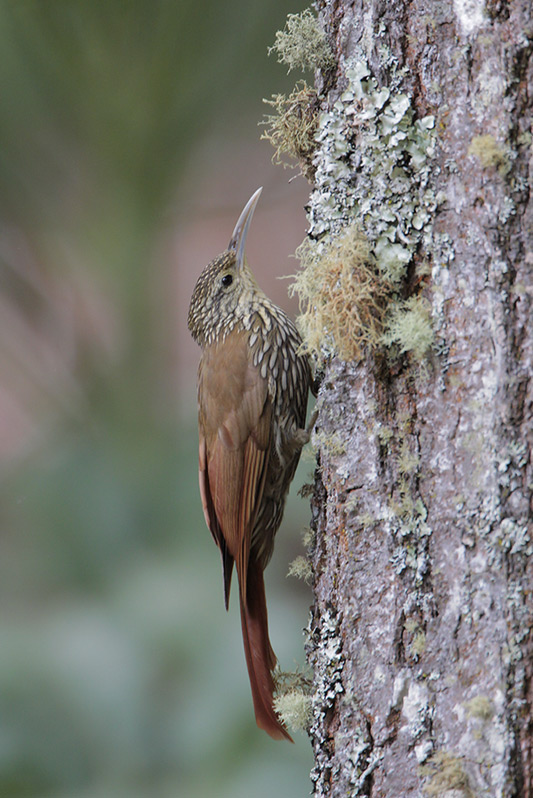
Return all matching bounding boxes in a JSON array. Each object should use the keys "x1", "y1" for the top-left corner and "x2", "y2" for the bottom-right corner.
[{"x1": 187, "y1": 187, "x2": 312, "y2": 740}]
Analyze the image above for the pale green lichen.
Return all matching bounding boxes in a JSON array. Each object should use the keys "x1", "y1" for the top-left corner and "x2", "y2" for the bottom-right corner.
[
  {"x1": 491, "y1": 518, "x2": 531, "y2": 555},
  {"x1": 382, "y1": 297, "x2": 435, "y2": 361},
  {"x1": 268, "y1": 8, "x2": 334, "y2": 73},
  {"x1": 468, "y1": 133, "x2": 508, "y2": 172},
  {"x1": 393, "y1": 479, "x2": 417, "y2": 518},
  {"x1": 358, "y1": 512, "x2": 379, "y2": 528},
  {"x1": 289, "y1": 53, "x2": 438, "y2": 363},
  {"x1": 305, "y1": 606, "x2": 343, "y2": 710},
  {"x1": 420, "y1": 751, "x2": 474, "y2": 797},
  {"x1": 302, "y1": 526, "x2": 315, "y2": 548},
  {"x1": 265, "y1": 32, "x2": 440, "y2": 365},
  {"x1": 404, "y1": 618, "x2": 419, "y2": 633},
  {"x1": 307, "y1": 607, "x2": 345, "y2": 787},
  {"x1": 375, "y1": 424, "x2": 394, "y2": 446},
  {"x1": 274, "y1": 668, "x2": 313, "y2": 733},
  {"x1": 507, "y1": 440, "x2": 528, "y2": 467},
  {"x1": 287, "y1": 554, "x2": 312, "y2": 583},
  {"x1": 390, "y1": 499, "x2": 432, "y2": 587},
  {"x1": 383, "y1": 416, "x2": 432, "y2": 565},
  {"x1": 465, "y1": 695, "x2": 494, "y2": 720},
  {"x1": 404, "y1": 619, "x2": 427, "y2": 659},
  {"x1": 306, "y1": 55, "x2": 437, "y2": 263},
  {"x1": 312, "y1": 429, "x2": 347, "y2": 455},
  {"x1": 398, "y1": 438, "x2": 421, "y2": 476},
  {"x1": 411, "y1": 631, "x2": 427, "y2": 658},
  {"x1": 273, "y1": 689, "x2": 313, "y2": 732}
]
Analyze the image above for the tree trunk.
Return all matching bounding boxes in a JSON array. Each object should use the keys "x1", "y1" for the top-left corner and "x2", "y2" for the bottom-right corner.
[{"x1": 303, "y1": 2, "x2": 533, "y2": 796}]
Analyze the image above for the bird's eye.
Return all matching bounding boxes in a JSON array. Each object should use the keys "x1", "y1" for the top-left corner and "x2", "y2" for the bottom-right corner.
[{"x1": 221, "y1": 273, "x2": 233, "y2": 288}]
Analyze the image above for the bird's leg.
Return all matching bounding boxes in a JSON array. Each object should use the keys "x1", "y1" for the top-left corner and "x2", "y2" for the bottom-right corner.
[
  {"x1": 306, "y1": 407, "x2": 318, "y2": 435},
  {"x1": 284, "y1": 408, "x2": 318, "y2": 457}
]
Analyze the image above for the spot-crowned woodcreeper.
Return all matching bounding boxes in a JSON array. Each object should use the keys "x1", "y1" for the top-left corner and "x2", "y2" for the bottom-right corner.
[{"x1": 187, "y1": 188, "x2": 312, "y2": 740}]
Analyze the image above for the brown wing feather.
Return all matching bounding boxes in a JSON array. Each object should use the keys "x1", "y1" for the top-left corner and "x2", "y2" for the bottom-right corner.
[
  {"x1": 199, "y1": 436, "x2": 234, "y2": 606},
  {"x1": 197, "y1": 330, "x2": 271, "y2": 607}
]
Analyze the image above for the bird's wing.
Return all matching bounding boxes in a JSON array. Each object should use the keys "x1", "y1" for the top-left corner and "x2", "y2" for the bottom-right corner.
[{"x1": 198, "y1": 330, "x2": 271, "y2": 608}]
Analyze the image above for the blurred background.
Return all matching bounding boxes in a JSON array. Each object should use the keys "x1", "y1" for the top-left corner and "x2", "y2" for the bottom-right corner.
[{"x1": 0, "y1": 2, "x2": 315, "y2": 796}]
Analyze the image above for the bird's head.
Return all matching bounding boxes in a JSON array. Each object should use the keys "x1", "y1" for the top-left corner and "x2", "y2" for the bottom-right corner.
[{"x1": 188, "y1": 188, "x2": 263, "y2": 347}]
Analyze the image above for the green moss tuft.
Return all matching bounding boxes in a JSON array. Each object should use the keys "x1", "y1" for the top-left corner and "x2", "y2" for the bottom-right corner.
[
  {"x1": 269, "y1": 9, "x2": 334, "y2": 73},
  {"x1": 260, "y1": 82, "x2": 318, "y2": 176},
  {"x1": 382, "y1": 296, "x2": 434, "y2": 361}
]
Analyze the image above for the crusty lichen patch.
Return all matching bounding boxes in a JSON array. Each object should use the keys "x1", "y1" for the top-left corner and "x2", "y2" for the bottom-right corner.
[
  {"x1": 464, "y1": 694, "x2": 494, "y2": 720},
  {"x1": 264, "y1": 20, "x2": 441, "y2": 366},
  {"x1": 306, "y1": 55, "x2": 437, "y2": 255}
]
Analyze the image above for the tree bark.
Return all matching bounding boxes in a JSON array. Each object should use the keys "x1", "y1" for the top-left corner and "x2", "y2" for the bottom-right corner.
[{"x1": 305, "y1": 2, "x2": 533, "y2": 796}]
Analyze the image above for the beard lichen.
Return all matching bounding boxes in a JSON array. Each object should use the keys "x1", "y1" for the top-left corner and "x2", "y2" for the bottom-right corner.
[
  {"x1": 381, "y1": 296, "x2": 435, "y2": 361},
  {"x1": 273, "y1": 668, "x2": 313, "y2": 733},
  {"x1": 268, "y1": 8, "x2": 334, "y2": 74},
  {"x1": 261, "y1": 8, "x2": 331, "y2": 178},
  {"x1": 260, "y1": 82, "x2": 319, "y2": 177},
  {"x1": 289, "y1": 224, "x2": 391, "y2": 363},
  {"x1": 273, "y1": 688, "x2": 313, "y2": 733},
  {"x1": 287, "y1": 554, "x2": 312, "y2": 583}
]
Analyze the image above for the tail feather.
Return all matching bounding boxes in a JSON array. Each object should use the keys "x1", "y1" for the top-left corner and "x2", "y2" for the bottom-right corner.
[{"x1": 239, "y1": 561, "x2": 293, "y2": 742}]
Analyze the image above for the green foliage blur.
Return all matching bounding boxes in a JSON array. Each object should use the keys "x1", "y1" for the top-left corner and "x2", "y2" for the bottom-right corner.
[{"x1": 0, "y1": 2, "x2": 313, "y2": 796}]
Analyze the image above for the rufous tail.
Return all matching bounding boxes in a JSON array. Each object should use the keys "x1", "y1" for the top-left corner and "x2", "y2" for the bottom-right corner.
[{"x1": 239, "y1": 560, "x2": 293, "y2": 742}]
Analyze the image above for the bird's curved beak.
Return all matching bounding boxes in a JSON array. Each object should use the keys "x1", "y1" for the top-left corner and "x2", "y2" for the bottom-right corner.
[{"x1": 228, "y1": 187, "x2": 263, "y2": 271}]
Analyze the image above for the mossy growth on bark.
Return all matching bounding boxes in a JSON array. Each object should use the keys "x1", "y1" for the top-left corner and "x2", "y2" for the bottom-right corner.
[
  {"x1": 268, "y1": 8, "x2": 334, "y2": 74},
  {"x1": 289, "y1": 224, "x2": 391, "y2": 362},
  {"x1": 260, "y1": 82, "x2": 319, "y2": 177},
  {"x1": 419, "y1": 751, "x2": 474, "y2": 797},
  {"x1": 273, "y1": 668, "x2": 313, "y2": 733},
  {"x1": 381, "y1": 296, "x2": 434, "y2": 361},
  {"x1": 261, "y1": 8, "x2": 333, "y2": 178},
  {"x1": 468, "y1": 133, "x2": 509, "y2": 172},
  {"x1": 285, "y1": 51, "x2": 439, "y2": 367}
]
